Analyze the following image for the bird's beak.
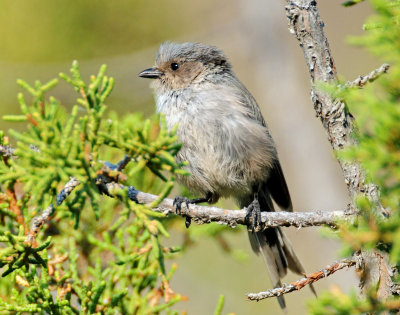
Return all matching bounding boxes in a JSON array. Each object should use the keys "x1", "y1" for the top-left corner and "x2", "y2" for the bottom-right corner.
[{"x1": 138, "y1": 67, "x2": 164, "y2": 79}]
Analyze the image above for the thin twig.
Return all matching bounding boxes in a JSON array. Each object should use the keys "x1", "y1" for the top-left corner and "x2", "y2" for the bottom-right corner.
[
  {"x1": 346, "y1": 63, "x2": 390, "y2": 88},
  {"x1": 56, "y1": 177, "x2": 80, "y2": 205},
  {"x1": 247, "y1": 258, "x2": 356, "y2": 301},
  {"x1": 117, "y1": 155, "x2": 131, "y2": 171},
  {"x1": 25, "y1": 204, "x2": 54, "y2": 246},
  {"x1": 25, "y1": 177, "x2": 80, "y2": 246}
]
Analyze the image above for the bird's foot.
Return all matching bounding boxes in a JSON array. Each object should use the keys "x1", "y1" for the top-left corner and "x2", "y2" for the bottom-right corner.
[
  {"x1": 246, "y1": 198, "x2": 262, "y2": 232},
  {"x1": 173, "y1": 196, "x2": 193, "y2": 228},
  {"x1": 173, "y1": 195, "x2": 211, "y2": 214},
  {"x1": 173, "y1": 196, "x2": 190, "y2": 215},
  {"x1": 173, "y1": 194, "x2": 212, "y2": 228}
]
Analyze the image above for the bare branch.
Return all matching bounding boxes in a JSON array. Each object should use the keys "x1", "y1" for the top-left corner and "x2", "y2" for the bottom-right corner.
[
  {"x1": 117, "y1": 154, "x2": 132, "y2": 171},
  {"x1": 247, "y1": 258, "x2": 356, "y2": 301},
  {"x1": 25, "y1": 177, "x2": 80, "y2": 246},
  {"x1": 25, "y1": 204, "x2": 54, "y2": 246},
  {"x1": 4, "y1": 145, "x2": 353, "y2": 234},
  {"x1": 132, "y1": 189, "x2": 355, "y2": 230},
  {"x1": 92, "y1": 160, "x2": 356, "y2": 230},
  {"x1": 346, "y1": 63, "x2": 390, "y2": 88},
  {"x1": 56, "y1": 176, "x2": 80, "y2": 205}
]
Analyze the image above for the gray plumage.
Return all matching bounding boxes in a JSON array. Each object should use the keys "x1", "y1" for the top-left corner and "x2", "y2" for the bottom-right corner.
[{"x1": 139, "y1": 42, "x2": 312, "y2": 309}]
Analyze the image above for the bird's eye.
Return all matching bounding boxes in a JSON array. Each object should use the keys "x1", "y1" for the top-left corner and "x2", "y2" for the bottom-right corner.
[{"x1": 170, "y1": 63, "x2": 179, "y2": 71}]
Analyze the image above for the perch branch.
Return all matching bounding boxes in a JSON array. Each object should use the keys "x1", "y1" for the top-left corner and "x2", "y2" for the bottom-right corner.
[
  {"x1": 95, "y1": 159, "x2": 356, "y2": 230},
  {"x1": 247, "y1": 258, "x2": 357, "y2": 301},
  {"x1": 130, "y1": 188, "x2": 355, "y2": 230},
  {"x1": 95, "y1": 169, "x2": 355, "y2": 230},
  {"x1": 2, "y1": 145, "x2": 353, "y2": 232}
]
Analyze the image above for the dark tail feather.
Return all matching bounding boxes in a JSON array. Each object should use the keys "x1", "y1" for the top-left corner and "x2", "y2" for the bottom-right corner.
[
  {"x1": 248, "y1": 230, "x2": 288, "y2": 310},
  {"x1": 246, "y1": 189, "x2": 315, "y2": 310}
]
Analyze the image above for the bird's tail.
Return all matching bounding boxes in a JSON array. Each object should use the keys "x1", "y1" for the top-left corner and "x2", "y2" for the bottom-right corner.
[
  {"x1": 248, "y1": 228, "x2": 306, "y2": 309},
  {"x1": 247, "y1": 190, "x2": 315, "y2": 310}
]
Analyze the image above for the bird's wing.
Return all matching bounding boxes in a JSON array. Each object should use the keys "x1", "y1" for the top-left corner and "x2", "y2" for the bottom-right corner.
[
  {"x1": 231, "y1": 77, "x2": 293, "y2": 212},
  {"x1": 265, "y1": 160, "x2": 293, "y2": 211}
]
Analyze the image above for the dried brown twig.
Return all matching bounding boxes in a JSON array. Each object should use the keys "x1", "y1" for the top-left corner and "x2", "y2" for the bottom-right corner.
[
  {"x1": 247, "y1": 258, "x2": 357, "y2": 301},
  {"x1": 6, "y1": 188, "x2": 27, "y2": 233}
]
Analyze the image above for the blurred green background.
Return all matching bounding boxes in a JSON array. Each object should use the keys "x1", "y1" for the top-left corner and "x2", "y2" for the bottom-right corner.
[{"x1": 0, "y1": 1, "x2": 380, "y2": 314}]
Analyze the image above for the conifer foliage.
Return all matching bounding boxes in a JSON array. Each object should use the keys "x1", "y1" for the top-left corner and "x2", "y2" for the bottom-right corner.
[{"x1": 0, "y1": 62, "x2": 190, "y2": 314}]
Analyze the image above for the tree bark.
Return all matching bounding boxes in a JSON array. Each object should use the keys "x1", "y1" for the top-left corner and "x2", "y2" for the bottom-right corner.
[{"x1": 284, "y1": 0, "x2": 392, "y2": 301}]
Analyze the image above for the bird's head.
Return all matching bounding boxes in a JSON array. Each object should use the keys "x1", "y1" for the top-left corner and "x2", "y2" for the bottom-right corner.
[{"x1": 139, "y1": 42, "x2": 231, "y2": 92}]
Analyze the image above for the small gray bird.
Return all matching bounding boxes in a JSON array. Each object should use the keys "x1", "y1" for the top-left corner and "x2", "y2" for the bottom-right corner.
[{"x1": 139, "y1": 42, "x2": 312, "y2": 309}]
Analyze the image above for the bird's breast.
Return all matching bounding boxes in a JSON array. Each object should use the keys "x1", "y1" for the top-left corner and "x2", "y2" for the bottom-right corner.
[{"x1": 155, "y1": 88, "x2": 276, "y2": 198}]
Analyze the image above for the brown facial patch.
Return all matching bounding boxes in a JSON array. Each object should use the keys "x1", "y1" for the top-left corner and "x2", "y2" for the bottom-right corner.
[{"x1": 157, "y1": 59, "x2": 205, "y2": 90}]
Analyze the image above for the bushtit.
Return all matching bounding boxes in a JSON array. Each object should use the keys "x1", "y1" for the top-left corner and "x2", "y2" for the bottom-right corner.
[{"x1": 139, "y1": 42, "x2": 312, "y2": 309}]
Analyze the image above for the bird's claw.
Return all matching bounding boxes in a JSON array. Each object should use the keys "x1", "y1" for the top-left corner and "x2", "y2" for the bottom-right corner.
[
  {"x1": 185, "y1": 217, "x2": 192, "y2": 228},
  {"x1": 246, "y1": 198, "x2": 262, "y2": 232},
  {"x1": 173, "y1": 196, "x2": 190, "y2": 215},
  {"x1": 173, "y1": 196, "x2": 192, "y2": 229}
]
